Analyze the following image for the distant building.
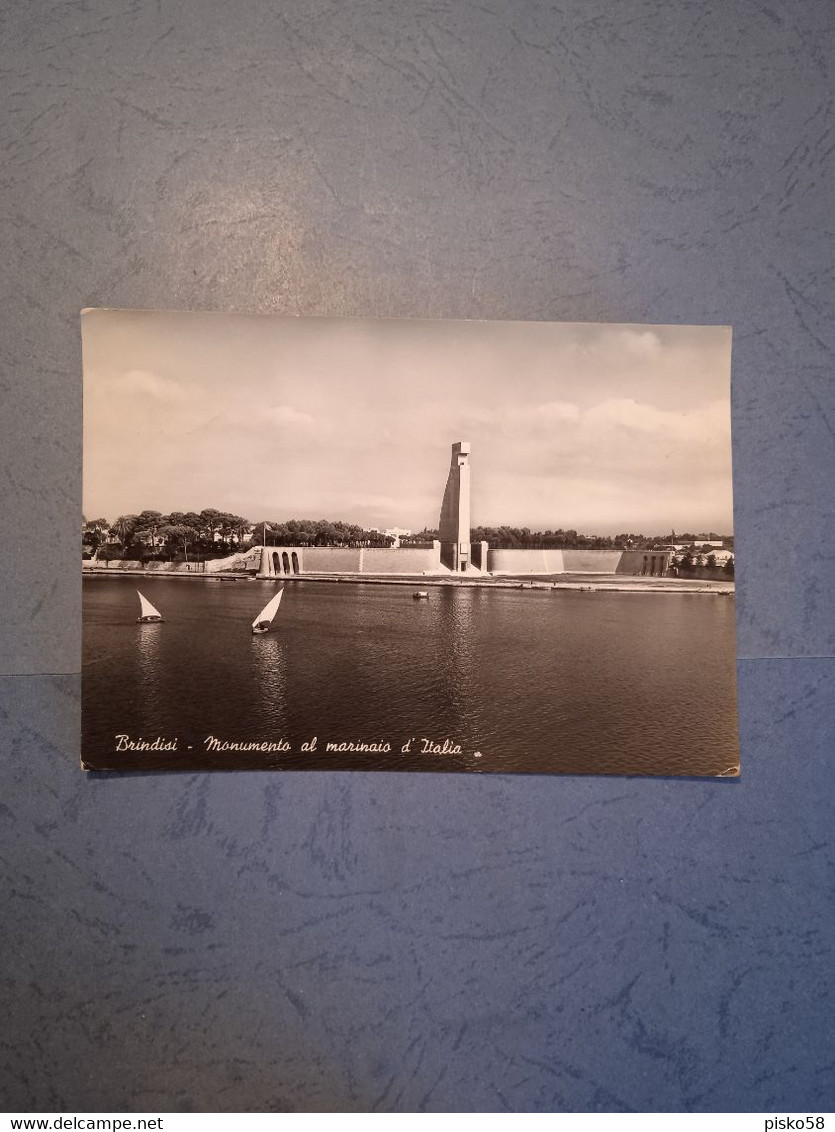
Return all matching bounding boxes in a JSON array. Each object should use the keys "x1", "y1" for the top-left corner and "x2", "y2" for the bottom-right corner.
[{"x1": 696, "y1": 550, "x2": 733, "y2": 567}]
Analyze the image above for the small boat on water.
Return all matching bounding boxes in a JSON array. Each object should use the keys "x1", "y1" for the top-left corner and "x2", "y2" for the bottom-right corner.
[
  {"x1": 252, "y1": 588, "x2": 284, "y2": 635},
  {"x1": 136, "y1": 590, "x2": 164, "y2": 623},
  {"x1": 413, "y1": 590, "x2": 429, "y2": 600}
]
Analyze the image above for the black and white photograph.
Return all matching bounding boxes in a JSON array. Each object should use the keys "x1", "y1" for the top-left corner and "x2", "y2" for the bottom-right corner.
[{"x1": 82, "y1": 308, "x2": 738, "y2": 775}]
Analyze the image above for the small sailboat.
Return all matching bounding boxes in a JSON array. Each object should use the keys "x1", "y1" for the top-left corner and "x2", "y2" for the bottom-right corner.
[
  {"x1": 252, "y1": 587, "x2": 284, "y2": 635},
  {"x1": 136, "y1": 590, "x2": 164, "y2": 623}
]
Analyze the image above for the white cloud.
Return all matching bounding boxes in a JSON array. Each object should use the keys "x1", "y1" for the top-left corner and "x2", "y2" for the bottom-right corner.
[
  {"x1": 534, "y1": 400, "x2": 582, "y2": 423},
  {"x1": 345, "y1": 492, "x2": 437, "y2": 515},
  {"x1": 112, "y1": 369, "x2": 187, "y2": 402},
  {"x1": 618, "y1": 328, "x2": 662, "y2": 356},
  {"x1": 82, "y1": 311, "x2": 732, "y2": 532},
  {"x1": 583, "y1": 398, "x2": 729, "y2": 446},
  {"x1": 263, "y1": 404, "x2": 316, "y2": 428},
  {"x1": 469, "y1": 394, "x2": 731, "y2": 530}
]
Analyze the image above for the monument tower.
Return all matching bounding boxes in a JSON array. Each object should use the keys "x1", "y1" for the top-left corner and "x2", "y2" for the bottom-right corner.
[{"x1": 438, "y1": 440, "x2": 472, "y2": 571}]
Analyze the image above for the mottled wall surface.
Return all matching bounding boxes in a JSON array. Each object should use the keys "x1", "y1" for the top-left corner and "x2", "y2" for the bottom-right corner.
[
  {"x1": 488, "y1": 548, "x2": 567, "y2": 574},
  {"x1": 563, "y1": 549, "x2": 624, "y2": 574},
  {"x1": 2, "y1": 0, "x2": 834, "y2": 1114},
  {"x1": 296, "y1": 547, "x2": 362, "y2": 573},
  {"x1": 487, "y1": 548, "x2": 630, "y2": 573},
  {"x1": 301, "y1": 546, "x2": 443, "y2": 574},
  {"x1": 359, "y1": 547, "x2": 441, "y2": 574}
]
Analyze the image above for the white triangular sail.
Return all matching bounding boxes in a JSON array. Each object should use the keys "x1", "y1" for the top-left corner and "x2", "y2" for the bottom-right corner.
[
  {"x1": 137, "y1": 590, "x2": 162, "y2": 619},
  {"x1": 252, "y1": 588, "x2": 284, "y2": 630}
]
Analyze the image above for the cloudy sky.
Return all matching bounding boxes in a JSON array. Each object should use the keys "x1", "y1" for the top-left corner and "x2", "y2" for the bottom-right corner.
[{"x1": 82, "y1": 309, "x2": 733, "y2": 534}]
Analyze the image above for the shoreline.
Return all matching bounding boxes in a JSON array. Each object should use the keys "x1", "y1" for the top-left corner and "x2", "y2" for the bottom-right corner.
[{"x1": 82, "y1": 566, "x2": 734, "y2": 595}]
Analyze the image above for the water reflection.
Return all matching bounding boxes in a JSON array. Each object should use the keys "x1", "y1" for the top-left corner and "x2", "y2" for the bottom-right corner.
[
  {"x1": 428, "y1": 589, "x2": 479, "y2": 766},
  {"x1": 135, "y1": 622, "x2": 164, "y2": 719},
  {"x1": 250, "y1": 632, "x2": 289, "y2": 736},
  {"x1": 83, "y1": 577, "x2": 739, "y2": 776}
]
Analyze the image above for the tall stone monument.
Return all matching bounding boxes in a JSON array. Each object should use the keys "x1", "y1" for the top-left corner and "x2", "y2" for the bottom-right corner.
[{"x1": 438, "y1": 440, "x2": 472, "y2": 571}]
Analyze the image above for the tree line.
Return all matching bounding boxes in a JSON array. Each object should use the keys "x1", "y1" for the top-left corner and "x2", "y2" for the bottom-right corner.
[
  {"x1": 402, "y1": 527, "x2": 733, "y2": 551},
  {"x1": 83, "y1": 510, "x2": 396, "y2": 561},
  {"x1": 83, "y1": 509, "x2": 252, "y2": 562},
  {"x1": 249, "y1": 518, "x2": 396, "y2": 548},
  {"x1": 84, "y1": 511, "x2": 734, "y2": 560}
]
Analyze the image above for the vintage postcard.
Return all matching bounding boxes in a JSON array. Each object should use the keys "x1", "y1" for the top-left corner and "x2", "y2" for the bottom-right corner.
[{"x1": 81, "y1": 310, "x2": 738, "y2": 775}]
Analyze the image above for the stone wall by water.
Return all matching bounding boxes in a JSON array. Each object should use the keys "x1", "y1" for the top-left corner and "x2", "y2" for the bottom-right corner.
[
  {"x1": 487, "y1": 549, "x2": 566, "y2": 574},
  {"x1": 359, "y1": 547, "x2": 441, "y2": 573},
  {"x1": 300, "y1": 547, "x2": 362, "y2": 573},
  {"x1": 82, "y1": 548, "x2": 261, "y2": 574},
  {"x1": 258, "y1": 545, "x2": 442, "y2": 576},
  {"x1": 562, "y1": 549, "x2": 623, "y2": 573},
  {"x1": 86, "y1": 545, "x2": 695, "y2": 579},
  {"x1": 83, "y1": 559, "x2": 209, "y2": 574},
  {"x1": 487, "y1": 548, "x2": 632, "y2": 574}
]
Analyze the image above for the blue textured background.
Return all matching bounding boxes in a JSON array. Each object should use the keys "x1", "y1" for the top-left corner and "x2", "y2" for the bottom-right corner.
[{"x1": 1, "y1": 0, "x2": 833, "y2": 1113}]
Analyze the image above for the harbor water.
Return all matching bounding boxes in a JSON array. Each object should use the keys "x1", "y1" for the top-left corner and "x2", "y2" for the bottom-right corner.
[{"x1": 82, "y1": 576, "x2": 739, "y2": 776}]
